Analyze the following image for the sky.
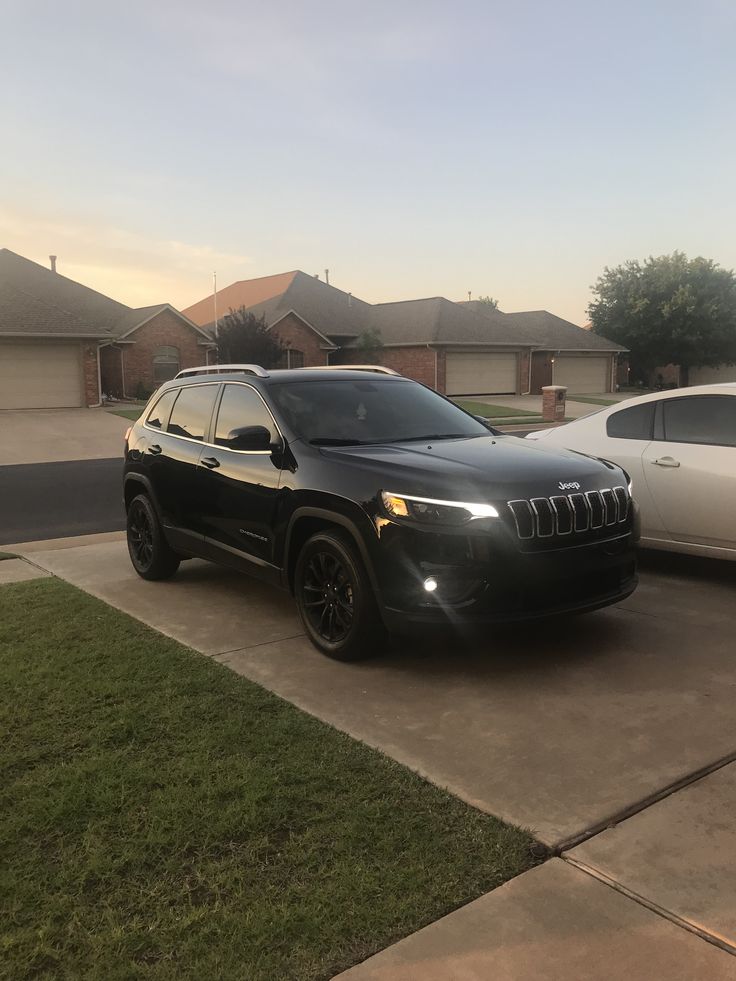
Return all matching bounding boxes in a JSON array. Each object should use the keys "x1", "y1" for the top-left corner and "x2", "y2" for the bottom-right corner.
[{"x1": 1, "y1": 0, "x2": 735, "y2": 323}]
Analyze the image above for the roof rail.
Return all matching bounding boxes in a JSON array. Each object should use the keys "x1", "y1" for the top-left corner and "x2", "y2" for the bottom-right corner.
[
  {"x1": 175, "y1": 364, "x2": 269, "y2": 379},
  {"x1": 297, "y1": 365, "x2": 401, "y2": 376}
]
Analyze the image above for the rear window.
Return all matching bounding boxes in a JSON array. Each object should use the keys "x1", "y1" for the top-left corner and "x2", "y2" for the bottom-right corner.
[
  {"x1": 166, "y1": 385, "x2": 218, "y2": 441},
  {"x1": 662, "y1": 395, "x2": 736, "y2": 447},
  {"x1": 606, "y1": 402, "x2": 655, "y2": 440},
  {"x1": 145, "y1": 389, "x2": 177, "y2": 430}
]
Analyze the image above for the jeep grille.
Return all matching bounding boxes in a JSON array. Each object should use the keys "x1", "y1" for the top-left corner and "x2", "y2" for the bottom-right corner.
[{"x1": 507, "y1": 487, "x2": 630, "y2": 540}]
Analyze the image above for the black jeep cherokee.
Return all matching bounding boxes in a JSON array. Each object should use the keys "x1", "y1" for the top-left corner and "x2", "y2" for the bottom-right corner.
[{"x1": 123, "y1": 366, "x2": 638, "y2": 660}]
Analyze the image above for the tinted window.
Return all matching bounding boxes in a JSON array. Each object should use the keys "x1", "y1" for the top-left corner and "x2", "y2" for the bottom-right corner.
[
  {"x1": 167, "y1": 385, "x2": 218, "y2": 441},
  {"x1": 145, "y1": 389, "x2": 177, "y2": 430},
  {"x1": 606, "y1": 402, "x2": 655, "y2": 440},
  {"x1": 662, "y1": 396, "x2": 736, "y2": 447},
  {"x1": 270, "y1": 379, "x2": 488, "y2": 444},
  {"x1": 214, "y1": 384, "x2": 276, "y2": 448}
]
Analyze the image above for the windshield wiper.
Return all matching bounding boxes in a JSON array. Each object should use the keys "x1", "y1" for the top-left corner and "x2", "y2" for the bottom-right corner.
[
  {"x1": 309, "y1": 437, "x2": 371, "y2": 446},
  {"x1": 387, "y1": 433, "x2": 471, "y2": 443}
]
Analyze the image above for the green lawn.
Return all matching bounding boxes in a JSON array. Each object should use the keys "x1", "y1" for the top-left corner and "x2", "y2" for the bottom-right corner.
[
  {"x1": 565, "y1": 395, "x2": 619, "y2": 407},
  {"x1": 107, "y1": 408, "x2": 143, "y2": 421},
  {"x1": 0, "y1": 578, "x2": 538, "y2": 981},
  {"x1": 455, "y1": 399, "x2": 539, "y2": 418}
]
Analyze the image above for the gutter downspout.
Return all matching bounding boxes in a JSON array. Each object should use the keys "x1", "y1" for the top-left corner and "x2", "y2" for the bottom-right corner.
[
  {"x1": 120, "y1": 345, "x2": 127, "y2": 399},
  {"x1": 92, "y1": 342, "x2": 103, "y2": 407}
]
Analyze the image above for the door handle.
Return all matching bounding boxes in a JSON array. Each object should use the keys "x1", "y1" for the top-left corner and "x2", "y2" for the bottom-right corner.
[
  {"x1": 651, "y1": 457, "x2": 680, "y2": 468},
  {"x1": 148, "y1": 444, "x2": 162, "y2": 456},
  {"x1": 201, "y1": 456, "x2": 221, "y2": 469}
]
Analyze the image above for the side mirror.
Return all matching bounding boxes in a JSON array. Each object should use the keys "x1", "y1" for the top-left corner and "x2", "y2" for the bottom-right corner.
[{"x1": 226, "y1": 425, "x2": 274, "y2": 452}]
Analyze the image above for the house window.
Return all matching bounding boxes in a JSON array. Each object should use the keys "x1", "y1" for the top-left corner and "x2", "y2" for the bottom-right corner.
[
  {"x1": 276, "y1": 349, "x2": 306, "y2": 369},
  {"x1": 276, "y1": 348, "x2": 305, "y2": 369},
  {"x1": 153, "y1": 346, "x2": 180, "y2": 382}
]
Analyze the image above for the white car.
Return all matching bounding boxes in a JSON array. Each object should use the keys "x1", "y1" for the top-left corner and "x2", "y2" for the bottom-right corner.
[{"x1": 526, "y1": 383, "x2": 736, "y2": 560}]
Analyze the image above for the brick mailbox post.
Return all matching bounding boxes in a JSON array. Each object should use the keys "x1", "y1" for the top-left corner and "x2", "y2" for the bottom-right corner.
[{"x1": 542, "y1": 384, "x2": 567, "y2": 423}]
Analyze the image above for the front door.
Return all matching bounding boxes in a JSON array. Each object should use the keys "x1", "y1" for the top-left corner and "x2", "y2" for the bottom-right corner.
[
  {"x1": 198, "y1": 382, "x2": 284, "y2": 572},
  {"x1": 642, "y1": 394, "x2": 736, "y2": 549}
]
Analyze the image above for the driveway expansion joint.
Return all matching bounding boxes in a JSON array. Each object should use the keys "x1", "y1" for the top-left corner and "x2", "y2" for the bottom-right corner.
[
  {"x1": 554, "y1": 747, "x2": 736, "y2": 854},
  {"x1": 563, "y1": 856, "x2": 736, "y2": 958}
]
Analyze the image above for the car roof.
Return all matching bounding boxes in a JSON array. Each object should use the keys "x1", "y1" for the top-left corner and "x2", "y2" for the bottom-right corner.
[{"x1": 605, "y1": 382, "x2": 736, "y2": 408}]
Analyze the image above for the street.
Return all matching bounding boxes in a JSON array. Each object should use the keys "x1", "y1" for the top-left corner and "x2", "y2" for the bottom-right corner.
[{"x1": 0, "y1": 458, "x2": 124, "y2": 545}]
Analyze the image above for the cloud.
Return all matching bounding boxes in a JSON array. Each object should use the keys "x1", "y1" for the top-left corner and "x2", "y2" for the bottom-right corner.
[{"x1": 0, "y1": 205, "x2": 251, "y2": 309}]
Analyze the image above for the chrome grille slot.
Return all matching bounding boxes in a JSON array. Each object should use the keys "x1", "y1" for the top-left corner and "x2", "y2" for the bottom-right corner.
[
  {"x1": 614, "y1": 486, "x2": 629, "y2": 522},
  {"x1": 601, "y1": 489, "x2": 617, "y2": 526},
  {"x1": 569, "y1": 493, "x2": 589, "y2": 532},
  {"x1": 586, "y1": 491, "x2": 605, "y2": 529},
  {"x1": 530, "y1": 498, "x2": 555, "y2": 537},
  {"x1": 508, "y1": 500, "x2": 535, "y2": 539},
  {"x1": 550, "y1": 495, "x2": 573, "y2": 535}
]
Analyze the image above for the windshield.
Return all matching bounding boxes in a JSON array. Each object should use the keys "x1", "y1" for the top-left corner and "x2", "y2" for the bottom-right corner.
[{"x1": 270, "y1": 378, "x2": 489, "y2": 445}]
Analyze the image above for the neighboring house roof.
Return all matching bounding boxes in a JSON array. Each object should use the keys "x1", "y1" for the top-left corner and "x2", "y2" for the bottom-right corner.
[
  {"x1": 365, "y1": 297, "x2": 523, "y2": 347},
  {"x1": 0, "y1": 278, "x2": 109, "y2": 337},
  {"x1": 0, "y1": 249, "x2": 211, "y2": 343},
  {"x1": 501, "y1": 310, "x2": 627, "y2": 352},
  {"x1": 182, "y1": 271, "x2": 301, "y2": 326},
  {"x1": 198, "y1": 271, "x2": 371, "y2": 347},
  {"x1": 184, "y1": 269, "x2": 626, "y2": 353}
]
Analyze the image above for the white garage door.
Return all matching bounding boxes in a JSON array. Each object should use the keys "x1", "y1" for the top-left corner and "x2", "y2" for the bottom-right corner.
[
  {"x1": 446, "y1": 352, "x2": 517, "y2": 395},
  {"x1": 689, "y1": 364, "x2": 736, "y2": 385},
  {"x1": 553, "y1": 356, "x2": 609, "y2": 394},
  {"x1": 0, "y1": 342, "x2": 83, "y2": 409}
]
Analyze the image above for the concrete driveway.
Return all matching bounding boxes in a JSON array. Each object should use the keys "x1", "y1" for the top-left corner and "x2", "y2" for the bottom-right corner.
[
  {"x1": 15, "y1": 538, "x2": 736, "y2": 971},
  {"x1": 0, "y1": 408, "x2": 129, "y2": 464}
]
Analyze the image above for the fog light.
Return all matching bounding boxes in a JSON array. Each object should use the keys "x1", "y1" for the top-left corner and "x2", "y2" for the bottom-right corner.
[{"x1": 423, "y1": 576, "x2": 438, "y2": 592}]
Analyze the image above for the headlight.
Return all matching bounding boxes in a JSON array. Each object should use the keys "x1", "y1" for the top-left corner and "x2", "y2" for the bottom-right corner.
[{"x1": 381, "y1": 490, "x2": 498, "y2": 525}]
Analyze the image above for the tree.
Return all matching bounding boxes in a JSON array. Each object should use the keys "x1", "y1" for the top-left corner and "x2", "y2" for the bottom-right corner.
[
  {"x1": 353, "y1": 327, "x2": 384, "y2": 364},
  {"x1": 216, "y1": 307, "x2": 284, "y2": 368},
  {"x1": 476, "y1": 295, "x2": 499, "y2": 310},
  {"x1": 588, "y1": 253, "x2": 736, "y2": 384}
]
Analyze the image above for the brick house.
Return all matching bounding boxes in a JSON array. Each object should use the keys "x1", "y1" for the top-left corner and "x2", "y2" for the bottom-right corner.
[
  {"x1": 0, "y1": 249, "x2": 214, "y2": 408},
  {"x1": 183, "y1": 271, "x2": 626, "y2": 395}
]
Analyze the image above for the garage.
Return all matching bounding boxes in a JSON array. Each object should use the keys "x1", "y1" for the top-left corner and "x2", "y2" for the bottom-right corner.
[
  {"x1": 446, "y1": 352, "x2": 517, "y2": 395},
  {"x1": 0, "y1": 342, "x2": 83, "y2": 409},
  {"x1": 553, "y1": 355, "x2": 610, "y2": 394},
  {"x1": 689, "y1": 364, "x2": 736, "y2": 385}
]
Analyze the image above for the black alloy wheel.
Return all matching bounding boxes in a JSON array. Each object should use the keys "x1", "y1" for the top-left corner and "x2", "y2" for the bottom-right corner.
[
  {"x1": 128, "y1": 499, "x2": 154, "y2": 568},
  {"x1": 126, "y1": 493, "x2": 180, "y2": 581},
  {"x1": 295, "y1": 529, "x2": 386, "y2": 661},
  {"x1": 302, "y1": 551, "x2": 355, "y2": 644}
]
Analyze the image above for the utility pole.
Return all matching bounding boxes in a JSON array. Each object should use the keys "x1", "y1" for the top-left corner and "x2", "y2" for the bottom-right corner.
[{"x1": 213, "y1": 271, "x2": 219, "y2": 362}]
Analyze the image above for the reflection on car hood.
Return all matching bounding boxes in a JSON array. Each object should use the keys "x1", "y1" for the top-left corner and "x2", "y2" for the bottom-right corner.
[{"x1": 319, "y1": 434, "x2": 624, "y2": 500}]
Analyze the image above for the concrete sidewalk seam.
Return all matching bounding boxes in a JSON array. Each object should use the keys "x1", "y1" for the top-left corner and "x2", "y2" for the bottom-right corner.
[
  {"x1": 556, "y1": 747, "x2": 736, "y2": 853},
  {"x1": 563, "y1": 856, "x2": 736, "y2": 959},
  {"x1": 212, "y1": 633, "x2": 306, "y2": 660}
]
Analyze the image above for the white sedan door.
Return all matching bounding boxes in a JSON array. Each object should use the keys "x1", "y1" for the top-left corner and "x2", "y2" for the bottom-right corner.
[{"x1": 642, "y1": 394, "x2": 736, "y2": 549}]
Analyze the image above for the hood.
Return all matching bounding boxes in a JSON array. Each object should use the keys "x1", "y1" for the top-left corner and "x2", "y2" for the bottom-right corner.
[{"x1": 319, "y1": 434, "x2": 625, "y2": 502}]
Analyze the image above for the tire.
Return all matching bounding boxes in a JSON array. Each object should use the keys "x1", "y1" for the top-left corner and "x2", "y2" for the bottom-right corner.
[
  {"x1": 126, "y1": 493, "x2": 180, "y2": 581},
  {"x1": 294, "y1": 529, "x2": 387, "y2": 661}
]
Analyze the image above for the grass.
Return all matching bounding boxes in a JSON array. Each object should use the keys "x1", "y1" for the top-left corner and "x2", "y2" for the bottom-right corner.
[
  {"x1": 0, "y1": 578, "x2": 538, "y2": 981},
  {"x1": 107, "y1": 408, "x2": 143, "y2": 421},
  {"x1": 565, "y1": 395, "x2": 619, "y2": 407},
  {"x1": 454, "y1": 399, "x2": 539, "y2": 418},
  {"x1": 0, "y1": 552, "x2": 17, "y2": 561}
]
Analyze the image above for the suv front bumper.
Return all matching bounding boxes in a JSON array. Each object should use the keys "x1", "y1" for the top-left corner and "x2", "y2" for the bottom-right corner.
[{"x1": 374, "y1": 520, "x2": 638, "y2": 629}]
